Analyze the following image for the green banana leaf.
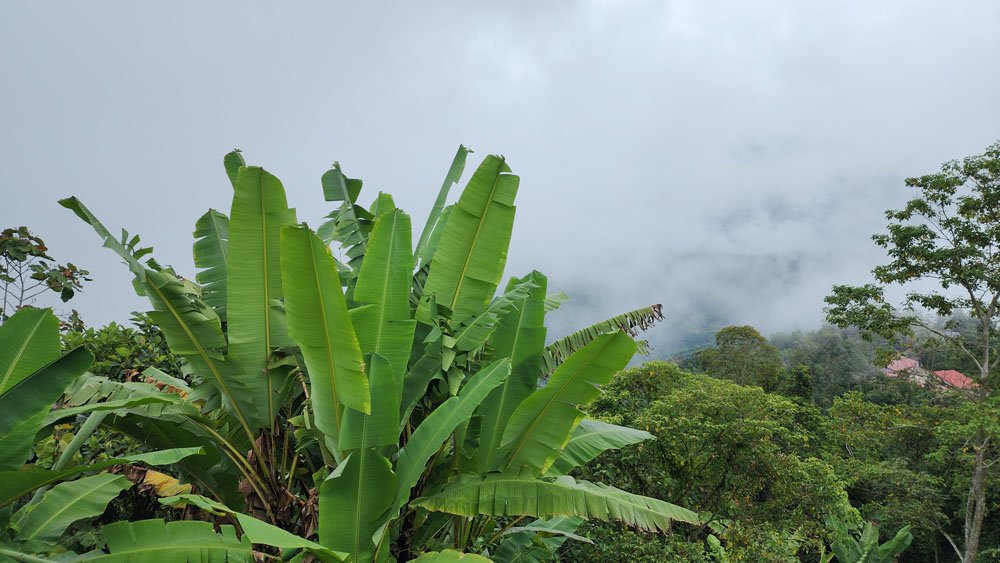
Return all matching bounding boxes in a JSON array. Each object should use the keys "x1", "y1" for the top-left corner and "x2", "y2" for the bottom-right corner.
[
  {"x1": 81, "y1": 519, "x2": 254, "y2": 562},
  {"x1": 415, "y1": 144, "x2": 472, "y2": 264},
  {"x1": 193, "y1": 209, "x2": 230, "y2": 320},
  {"x1": 545, "y1": 419, "x2": 654, "y2": 476},
  {"x1": 0, "y1": 447, "x2": 204, "y2": 508},
  {"x1": 876, "y1": 526, "x2": 912, "y2": 561},
  {"x1": 411, "y1": 550, "x2": 493, "y2": 562},
  {"x1": 540, "y1": 304, "x2": 662, "y2": 375},
  {"x1": 0, "y1": 308, "x2": 60, "y2": 394},
  {"x1": 492, "y1": 516, "x2": 586, "y2": 563},
  {"x1": 451, "y1": 277, "x2": 538, "y2": 355},
  {"x1": 319, "y1": 449, "x2": 397, "y2": 562},
  {"x1": 499, "y1": 332, "x2": 636, "y2": 474},
  {"x1": 281, "y1": 224, "x2": 370, "y2": 453},
  {"x1": 227, "y1": 165, "x2": 297, "y2": 428},
  {"x1": 0, "y1": 347, "x2": 94, "y2": 470},
  {"x1": 542, "y1": 292, "x2": 569, "y2": 313},
  {"x1": 477, "y1": 272, "x2": 547, "y2": 472},
  {"x1": 223, "y1": 149, "x2": 245, "y2": 187},
  {"x1": 60, "y1": 197, "x2": 258, "y2": 446},
  {"x1": 318, "y1": 163, "x2": 370, "y2": 277},
  {"x1": 412, "y1": 473, "x2": 699, "y2": 532},
  {"x1": 352, "y1": 203, "x2": 416, "y2": 391},
  {"x1": 14, "y1": 473, "x2": 132, "y2": 546},
  {"x1": 418, "y1": 155, "x2": 519, "y2": 323},
  {"x1": 42, "y1": 395, "x2": 174, "y2": 426},
  {"x1": 340, "y1": 353, "x2": 399, "y2": 450},
  {"x1": 160, "y1": 494, "x2": 346, "y2": 562},
  {"x1": 394, "y1": 359, "x2": 511, "y2": 514}
]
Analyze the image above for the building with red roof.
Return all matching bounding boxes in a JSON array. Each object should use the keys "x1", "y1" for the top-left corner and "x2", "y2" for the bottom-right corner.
[{"x1": 933, "y1": 369, "x2": 975, "y2": 389}]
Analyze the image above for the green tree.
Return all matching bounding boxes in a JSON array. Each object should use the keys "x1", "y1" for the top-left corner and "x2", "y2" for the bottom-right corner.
[
  {"x1": 574, "y1": 362, "x2": 855, "y2": 561},
  {"x1": 0, "y1": 227, "x2": 90, "y2": 319},
  {"x1": 771, "y1": 326, "x2": 883, "y2": 407},
  {"x1": 825, "y1": 141, "x2": 1000, "y2": 563},
  {"x1": 39, "y1": 147, "x2": 695, "y2": 561},
  {"x1": 698, "y1": 325, "x2": 784, "y2": 392}
]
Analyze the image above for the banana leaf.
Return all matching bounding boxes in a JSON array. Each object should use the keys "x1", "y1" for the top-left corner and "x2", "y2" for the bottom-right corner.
[
  {"x1": 394, "y1": 359, "x2": 511, "y2": 515},
  {"x1": 477, "y1": 272, "x2": 547, "y2": 472},
  {"x1": 0, "y1": 308, "x2": 60, "y2": 394},
  {"x1": 319, "y1": 449, "x2": 397, "y2": 562},
  {"x1": 14, "y1": 473, "x2": 132, "y2": 546},
  {"x1": 193, "y1": 209, "x2": 230, "y2": 320},
  {"x1": 418, "y1": 155, "x2": 518, "y2": 323},
  {"x1": 227, "y1": 165, "x2": 297, "y2": 427},
  {"x1": 0, "y1": 347, "x2": 94, "y2": 470},
  {"x1": 412, "y1": 472, "x2": 699, "y2": 532},
  {"x1": 545, "y1": 419, "x2": 653, "y2": 476},
  {"x1": 499, "y1": 332, "x2": 636, "y2": 474},
  {"x1": 415, "y1": 144, "x2": 471, "y2": 264}
]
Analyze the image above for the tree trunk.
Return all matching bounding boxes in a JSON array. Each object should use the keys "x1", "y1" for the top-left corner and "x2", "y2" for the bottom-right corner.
[{"x1": 962, "y1": 432, "x2": 989, "y2": 563}]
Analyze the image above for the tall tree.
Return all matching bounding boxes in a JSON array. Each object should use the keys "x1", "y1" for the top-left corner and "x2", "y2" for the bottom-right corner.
[
  {"x1": 825, "y1": 141, "x2": 1000, "y2": 563},
  {"x1": 698, "y1": 325, "x2": 784, "y2": 392}
]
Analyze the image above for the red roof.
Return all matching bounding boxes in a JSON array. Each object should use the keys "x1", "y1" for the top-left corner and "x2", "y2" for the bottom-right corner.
[
  {"x1": 885, "y1": 357, "x2": 919, "y2": 375},
  {"x1": 933, "y1": 370, "x2": 974, "y2": 389}
]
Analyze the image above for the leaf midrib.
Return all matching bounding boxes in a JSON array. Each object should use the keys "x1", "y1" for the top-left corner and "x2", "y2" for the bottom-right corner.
[
  {"x1": 22, "y1": 476, "x2": 126, "y2": 541},
  {"x1": 0, "y1": 313, "x2": 49, "y2": 392},
  {"x1": 449, "y1": 168, "x2": 507, "y2": 315},
  {"x1": 503, "y1": 336, "x2": 616, "y2": 470}
]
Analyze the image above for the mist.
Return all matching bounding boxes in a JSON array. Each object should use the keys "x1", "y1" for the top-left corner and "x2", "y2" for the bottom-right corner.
[{"x1": 3, "y1": 1, "x2": 998, "y2": 354}]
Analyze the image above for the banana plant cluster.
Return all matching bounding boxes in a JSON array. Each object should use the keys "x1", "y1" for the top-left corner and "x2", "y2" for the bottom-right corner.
[{"x1": 2, "y1": 147, "x2": 695, "y2": 561}]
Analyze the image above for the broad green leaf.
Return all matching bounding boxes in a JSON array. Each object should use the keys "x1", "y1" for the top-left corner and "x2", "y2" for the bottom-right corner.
[
  {"x1": 318, "y1": 163, "x2": 370, "y2": 277},
  {"x1": 542, "y1": 292, "x2": 569, "y2": 313},
  {"x1": 59, "y1": 197, "x2": 148, "y2": 280},
  {"x1": 418, "y1": 155, "x2": 519, "y2": 323},
  {"x1": 352, "y1": 204, "x2": 416, "y2": 390},
  {"x1": 193, "y1": 209, "x2": 230, "y2": 319},
  {"x1": 109, "y1": 414, "x2": 239, "y2": 505},
  {"x1": 43, "y1": 395, "x2": 174, "y2": 426},
  {"x1": 319, "y1": 449, "x2": 397, "y2": 562},
  {"x1": 15, "y1": 473, "x2": 131, "y2": 545},
  {"x1": 223, "y1": 149, "x2": 246, "y2": 187},
  {"x1": 477, "y1": 272, "x2": 547, "y2": 472},
  {"x1": 541, "y1": 304, "x2": 662, "y2": 375},
  {"x1": 500, "y1": 332, "x2": 636, "y2": 474},
  {"x1": 411, "y1": 550, "x2": 492, "y2": 562},
  {"x1": 141, "y1": 269, "x2": 256, "y2": 440},
  {"x1": 0, "y1": 347, "x2": 93, "y2": 470},
  {"x1": 160, "y1": 494, "x2": 345, "y2": 562},
  {"x1": 412, "y1": 473, "x2": 699, "y2": 532},
  {"x1": 0, "y1": 447, "x2": 204, "y2": 508},
  {"x1": 341, "y1": 354, "x2": 399, "y2": 450},
  {"x1": 416, "y1": 144, "x2": 472, "y2": 263},
  {"x1": 281, "y1": 224, "x2": 370, "y2": 453},
  {"x1": 0, "y1": 308, "x2": 60, "y2": 394},
  {"x1": 60, "y1": 197, "x2": 258, "y2": 445},
  {"x1": 227, "y1": 165, "x2": 297, "y2": 428},
  {"x1": 451, "y1": 277, "x2": 538, "y2": 355},
  {"x1": 493, "y1": 516, "x2": 587, "y2": 563},
  {"x1": 546, "y1": 419, "x2": 654, "y2": 476},
  {"x1": 83, "y1": 519, "x2": 253, "y2": 562},
  {"x1": 394, "y1": 359, "x2": 511, "y2": 514}
]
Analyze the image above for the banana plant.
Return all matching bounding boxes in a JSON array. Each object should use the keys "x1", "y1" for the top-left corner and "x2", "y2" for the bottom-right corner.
[
  {"x1": 0, "y1": 309, "x2": 236, "y2": 559},
  {"x1": 61, "y1": 146, "x2": 695, "y2": 562},
  {"x1": 825, "y1": 515, "x2": 913, "y2": 563}
]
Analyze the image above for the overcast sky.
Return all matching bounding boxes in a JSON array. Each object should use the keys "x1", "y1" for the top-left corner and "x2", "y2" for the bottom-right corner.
[{"x1": 3, "y1": 2, "x2": 999, "y2": 354}]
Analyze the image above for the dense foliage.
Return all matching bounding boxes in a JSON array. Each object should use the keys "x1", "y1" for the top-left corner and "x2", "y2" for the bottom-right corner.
[
  {"x1": 0, "y1": 148, "x2": 694, "y2": 562},
  {"x1": 826, "y1": 140, "x2": 1000, "y2": 563}
]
